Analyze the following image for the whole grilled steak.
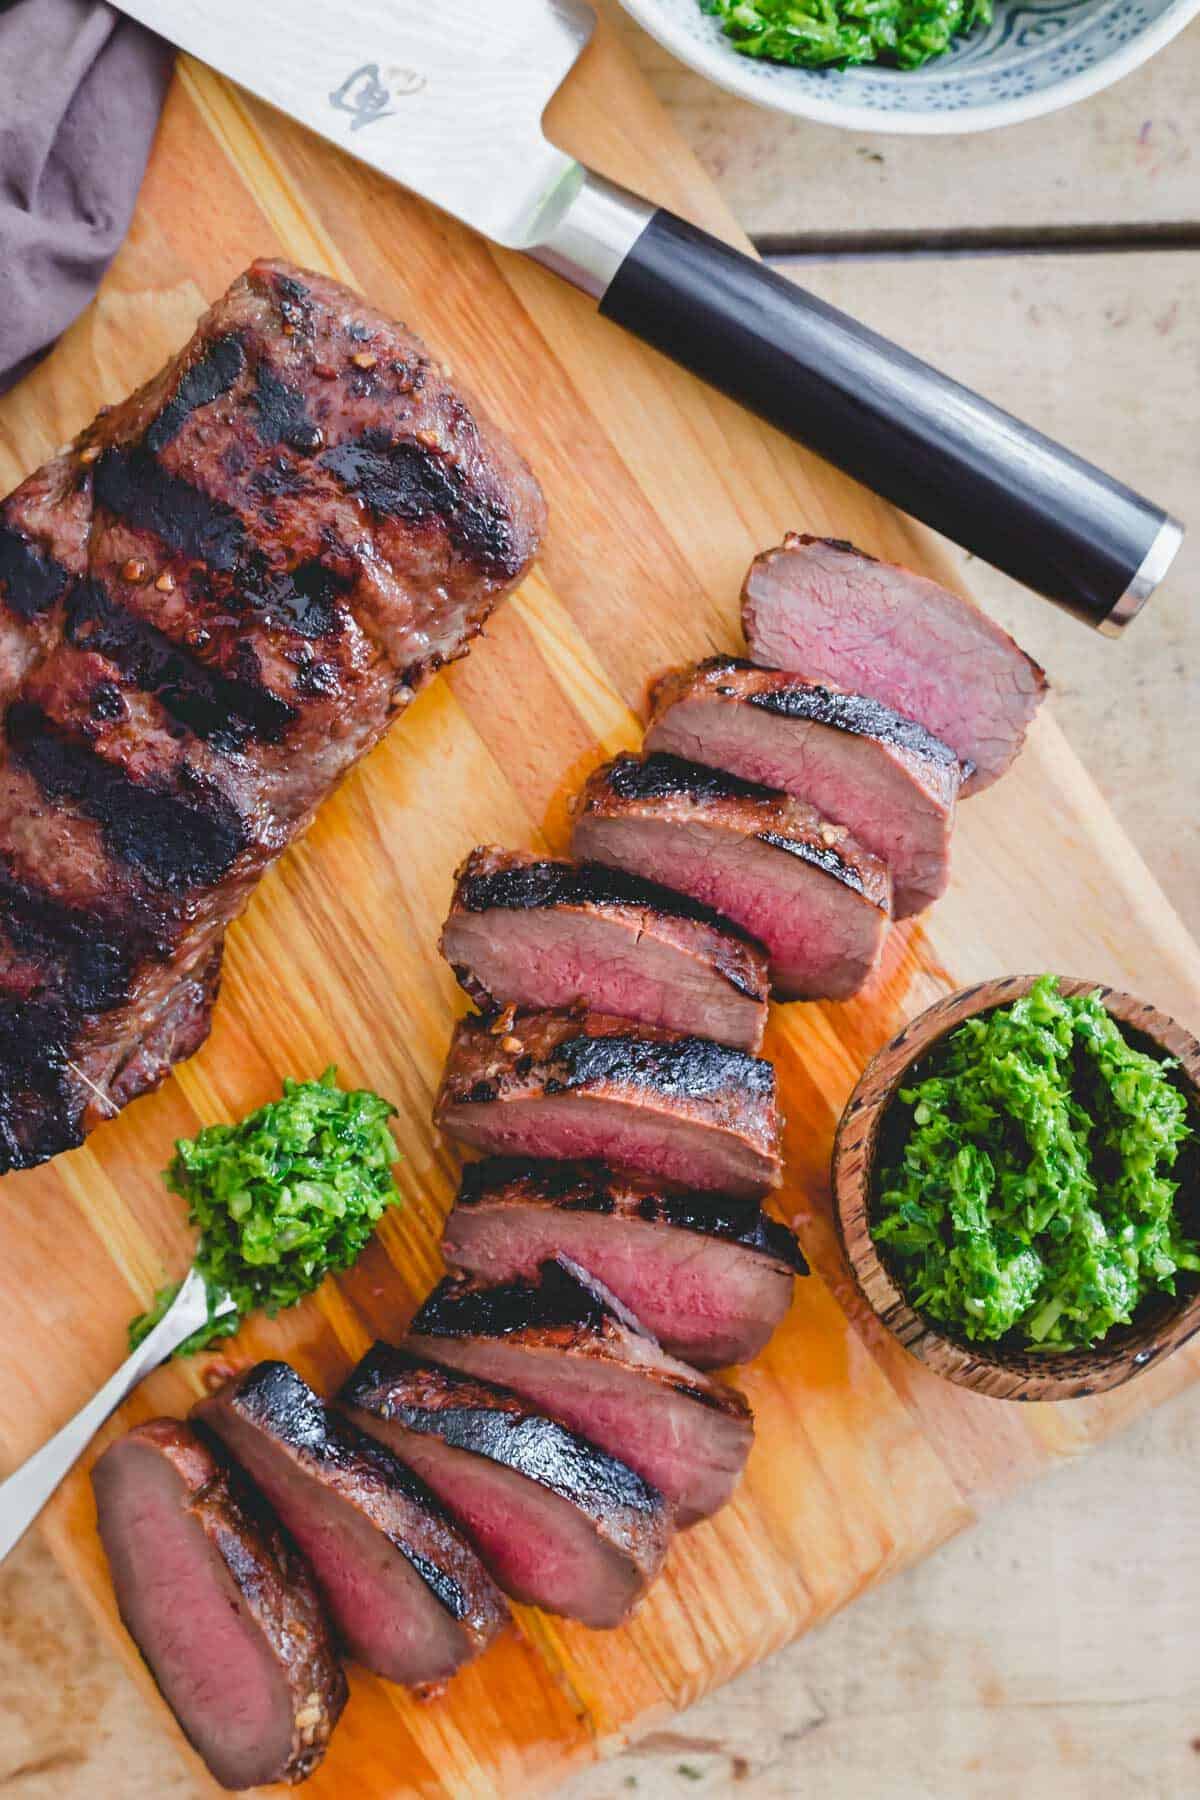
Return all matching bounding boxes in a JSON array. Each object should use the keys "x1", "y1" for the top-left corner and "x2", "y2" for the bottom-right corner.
[
  {"x1": 408, "y1": 1261, "x2": 755, "y2": 1528},
  {"x1": 0, "y1": 259, "x2": 544, "y2": 1174},
  {"x1": 194, "y1": 1361, "x2": 508, "y2": 1688},
  {"x1": 440, "y1": 846, "x2": 769, "y2": 1052},
  {"x1": 92, "y1": 1418, "x2": 347, "y2": 1789},
  {"x1": 443, "y1": 1159, "x2": 806, "y2": 1368},
  {"x1": 647, "y1": 658, "x2": 960, "y2": 919},
  {"x1": 340, "y1": 1344, "x2": 671, "y2": 1627},
  {"x1": 435, "y1": 1008, "x2": 782, "y2": 1199},
  {"x1": 573, "y1": 754, "x2": 891, "y2": 1002},
  {"x1": 741, "y1": 534, "x2": 1046, "y2": 795}
]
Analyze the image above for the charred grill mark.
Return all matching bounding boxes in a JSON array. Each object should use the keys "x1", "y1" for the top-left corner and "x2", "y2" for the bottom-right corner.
[
  {"x1": 454, "y1": 851, "x2": 758, "y2": 941},
  {"x1": 94, "y1": 447, "x2": 245, "y2": 572},
  {"x1": 756, "y1": 829, "x2": 871, "y2": 899},
  {"x1": 66, "y1": 581, "x2": 297, "y2": 750},
  {"x1": 320, "y1": 430, "x2": 519, "y2": 577},
  {"x1": 0, "y1": 995, "x2": 80, "y2": 1169},
  {"x1": 413, "y1": 1264, "x2": 612, "y2": 1341},
  {"x1": 226, "y1": 1362, "x2": 474, "y2": 1622},
  {"x1": 0, "y1": 522, "x2": 71, "y2": 619},
  {"x1": 8, "y1": 702, "x2": 248, "y2": 892},
  {"x1": 742, "y1": 673, "x2": 958, "y2": 764},
  {"x1": 294, "y1": 657, "x2": 340, "y2": 699},
  {"x1": 269, "y1": 271, "x2": 315, "y2": 338},
  {"x1": 605, "y1": 751, "x2": 779, "y2": 808},
  {"x1": 255, "y1": 558, "x2": 346, "y2": 640},
  {"x1": 343, "y1": 1343, "x2": 665, "y2": 1517},
  {"x1": 251, "y1": 364, "x2": 324, "y2": 455},
  {"x1": 0, "y1": 859, "x2": 138, "y2": 1011},
  {"x1": 456, "y1": 1158, "x2": 808, "y2": 1270},
  {"x1": 546, "y1": 1026, "x2": 776, "y2": 1103},
  {"x1": 145, "y1": 334, "x2": 248, "y2": 453}
]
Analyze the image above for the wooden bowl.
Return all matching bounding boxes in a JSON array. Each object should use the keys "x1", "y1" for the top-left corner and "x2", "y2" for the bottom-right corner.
[{"x1": 833, "y1": 975, "x2": 1200, "y2": 1402}]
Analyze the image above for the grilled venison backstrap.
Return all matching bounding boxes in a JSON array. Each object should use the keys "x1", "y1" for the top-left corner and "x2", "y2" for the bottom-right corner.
[{"x1": 0, "y1": 260, "x2": 544, "y2": 1173}]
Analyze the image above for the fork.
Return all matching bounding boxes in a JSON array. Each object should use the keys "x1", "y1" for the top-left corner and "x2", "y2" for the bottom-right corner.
[{"x1": 0, "y1": 1267, "x2": 234, "y2": 1564}]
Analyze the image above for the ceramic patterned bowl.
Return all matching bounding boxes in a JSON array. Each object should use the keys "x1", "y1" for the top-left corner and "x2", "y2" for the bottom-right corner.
[{"x1": 619, "y1": 0, "x2": 1200, "y2": 133}]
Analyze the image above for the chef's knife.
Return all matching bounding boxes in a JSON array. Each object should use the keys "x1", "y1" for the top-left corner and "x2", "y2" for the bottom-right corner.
[{"x1": 110, "y1": 0, "x2": 1181, "y2": 632}]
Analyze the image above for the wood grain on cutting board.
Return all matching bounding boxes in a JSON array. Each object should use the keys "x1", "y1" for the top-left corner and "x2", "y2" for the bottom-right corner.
[{"x1": 0, "y1": 15, "x2": 1198, "y2": 1798}]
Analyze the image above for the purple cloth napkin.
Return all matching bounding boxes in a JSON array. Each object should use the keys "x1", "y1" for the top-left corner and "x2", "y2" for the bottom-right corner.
[{"x1": 0, "y1": 0, "x2": 172, "y2": 395}]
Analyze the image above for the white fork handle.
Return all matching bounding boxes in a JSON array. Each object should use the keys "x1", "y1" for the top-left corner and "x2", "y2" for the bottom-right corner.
[{"x1": 0, "y1": 1268, "x2": 215, "y2": 1563}]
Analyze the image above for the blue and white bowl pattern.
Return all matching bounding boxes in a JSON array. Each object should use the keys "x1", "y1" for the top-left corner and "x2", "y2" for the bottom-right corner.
[{"x1": 619, "y1": 0, "x2": 1200, "y2": 132}]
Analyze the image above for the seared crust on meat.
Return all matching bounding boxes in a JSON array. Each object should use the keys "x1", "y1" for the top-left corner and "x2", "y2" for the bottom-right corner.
[
  {"x1": 650, "y1": 657, "x2": 959, "y2": 771},
  {"x1": 435, "y1": 1009, "x2": 783, "y2": 1195},
  {"x1": 341, "y1": 1345, "x2": 670, "y2": 1627},
  {"x1": 447, "y1": 845, "x2": 768, "y2": 1001},
  {"x1": 646, "y1": 658, "x2": 959, "y2": 919},
  {"x1": 194, "y1": 1361, "x2": 509, "y2": 1676},
  {"x1": 409, "y1": 1261, "x2": 755, "y2": 1526},
  {"x1": 343, "y1": 1343, "x2": 668, "y2": 1525},
  {"x1": 92, "y1": 1418, "x2": 347, "y2": 1787},
  {"x1": 455, "y1": 1158, "x2": 807, "y2": 1272},
  {"x1": 741, "y1": 533, "x2": 1046, "y2": 795},
  {"x1": 441, "y1": 845, "x2": 769, "y2": 1050},
  {"x1": 0, "y1": 260, "x2": 543, "y2": 1172},
  {"x1": 579, "y1": 754, "x2": 890, "y2": 910},
  {"x1": 412, "y1": 1263, "x2": 753, "y2": 1426},
  {"x1": 445, "y1": 1160, "x2": 804, "y2": 1368}
]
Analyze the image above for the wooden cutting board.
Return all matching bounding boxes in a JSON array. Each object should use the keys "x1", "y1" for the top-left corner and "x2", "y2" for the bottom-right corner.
[{"x1": 2, "y1": 13, "x2": 1199, "y2": 1797}]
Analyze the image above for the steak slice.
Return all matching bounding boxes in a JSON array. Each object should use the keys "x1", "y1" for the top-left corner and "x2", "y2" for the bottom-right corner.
[
  {"x1": 741, "y1": 534, "x2": 1046, "y2": 795},
  {"x1": 573, "y1": 754, "x2": 891, "y2": 1002},
  {"x1": 194, "y1": 1361, "x2": 507, "y2": 1689},
  {"x1": 0, "y1": 258, "x2": 544, "y2": 1173},
  {"x1": 440, "y1": 845, "x2": 769, "y2": 1052},
  {"x1": 443, "y1": 1158, "x2": 806, "y2": 1368},
  {"x1": 435, "y1": 1008, "x2": 782, "y2": 1199},
  {"x1": 340, "y1": 1344, "x2": 671, "y2": 1627},
  {"x1": 409, "y1": 1261, "x2": 755, "y2": 1528},
  {"x1": 647, "y1": 657, "x2": 960, "y2": 918},
  {"x1": 92, "y1": 1418, "x2": 346, "y2": 1789}
]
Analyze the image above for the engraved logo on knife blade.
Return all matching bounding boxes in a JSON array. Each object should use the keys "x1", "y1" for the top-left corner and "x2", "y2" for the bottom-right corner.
[{"x1": 329, "y1": 63, "x2": 425, "y2": 131}]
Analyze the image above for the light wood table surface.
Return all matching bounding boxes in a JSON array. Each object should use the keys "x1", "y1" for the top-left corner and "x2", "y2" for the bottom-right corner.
[{"x1": 2, "y1": 9, "x2": 1199, "y2": 1798}]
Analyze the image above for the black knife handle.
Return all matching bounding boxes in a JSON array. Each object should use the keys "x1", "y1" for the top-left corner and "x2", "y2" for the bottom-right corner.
[{"x1": 588, "y1": 205, "x2": 1181, "y2": 633}]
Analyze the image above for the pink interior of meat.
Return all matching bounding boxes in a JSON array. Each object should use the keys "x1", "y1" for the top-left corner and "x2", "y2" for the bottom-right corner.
[
  {"x1": 443, "y1": 1092, "x2": 771, "y2": 1200},
  {"x1": 444, "y1": 1205, "x2": 792, "y2": 1368},
  {"x1": 410, "y1": 1336, "x2": 752, "y2": 1528},
  {"x1": 648, "y1": 700, "x2": 948, "y2": 917},
  {"x1": 344, "y1": 1412, "x2": 645, "y2": 1629},
  {"x1": 743, "y1": 550, "x2": 1042, "y2": 794},
  {"x1": 93, "y1": 1443, "x2": 293, "y2": 1789},
  {"x1": 203, "y1": 1410, "x2": 464, "y2": 1687},
  {"x1": 576, "y1": 815, "x2": 880, "y2": 1000},
  {"x1": 445, "y1": 908, "x2": 760, "y2": 1051}
]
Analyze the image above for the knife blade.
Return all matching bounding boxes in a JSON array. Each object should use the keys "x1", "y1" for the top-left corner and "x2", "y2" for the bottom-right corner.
[{"x1": 109, "y1": 0, "x2": 1182, "y2": 632}]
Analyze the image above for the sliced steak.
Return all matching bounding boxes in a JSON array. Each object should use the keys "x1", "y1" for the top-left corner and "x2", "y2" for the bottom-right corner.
[
  {"x1": 647, "y1": 658, "x2": 960, "y2": 918},
  {"x1": 443, "y1": 1158, "x2": 806, "y2": 1368},
  {"x1": 0, "y1": 258, "x2": 544, "y2": 1173},
  {"x1": 435, "y1": 1008, "x2": 782, "y2": 1199},
  {"x1": 741, "y1": 534, "x2": 1046, "y2": 795},
  {"x1": 572, "y1": 754, "x2": 891, "y2": 1002},
  {"x1": 441, "y1": 845, "x2": 769, "y2": 1052},
  {"x1": 340, "y1": 1344, "x2": 671, "y2": 1627},
  {"x1": 194, "y1": 1361, "x2": 507, "y2": 1689},
  {"x1": 92, "y1": 1418, "x2": 346, "y2": 1789},
  {"x1": 408, "y1": 1262, "x2": 755, "y2": 1528}
]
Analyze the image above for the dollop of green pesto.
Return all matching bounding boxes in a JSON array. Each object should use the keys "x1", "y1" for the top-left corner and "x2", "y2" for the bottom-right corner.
[
  {"x1": 701, "y1": 0, "x2": 992, "y2": 70},
  {"x1": 873, "y1": 976, "x2": 1199, "y2": 1351},
  {"x1": 129, "y1": 1068, "x2": 401, "y2": 1356}
]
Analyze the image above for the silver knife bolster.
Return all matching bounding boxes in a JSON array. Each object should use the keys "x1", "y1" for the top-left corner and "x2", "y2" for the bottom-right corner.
[{"x1": 529, "y1": 171, "x2": 654, "y2": 300}]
